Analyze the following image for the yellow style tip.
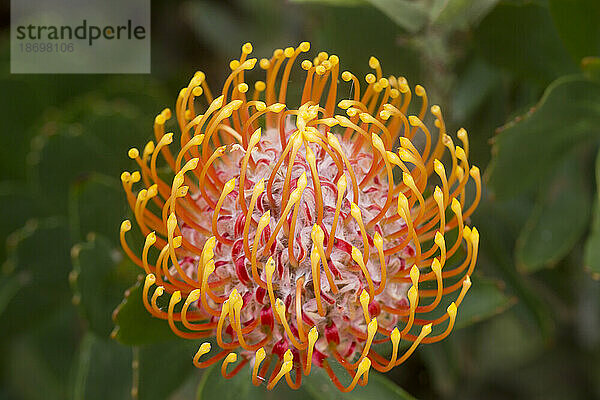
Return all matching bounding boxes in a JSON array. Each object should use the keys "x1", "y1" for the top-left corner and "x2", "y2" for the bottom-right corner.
[
  {"x1": 242, "y1": 42, "x2": 253, "y2": 54},
  {"x1": 422, "y1": 323, "x2": 433, "y2": 336},
  {"x1": 360, "y1": 289, "x2": 370, "y2": 306},
  {"x1": 410, "y1": 265, "x2": 420, "y2": 285},
  {"x1": 120, "y1": 220, "x2": 132, "y2": 232},
  {"x1": 351, "y1": 246, "x2": 363, "y2": 264},
  {"x1": 367, "y1": 317, "x2": 378, "y2": 334},
  {"x1": 391, "y1": 327, "x2": 400, "y2": 343},
  {"x1": 368, "y1": 56, "x2": 380, "y2": 69},
  {"x1": 144, "y1": 274, "x2": 156, "y2": 287},
  {"x1": 308, "y1": 326, "x2": 319, "y2": 342},
  {"x1": 284, "y1": 47, "x2": 295, "y2": 58},
  {"x1": 145, "y1": 231, "x2": 157, "y2": 245},
  {"x1": 128, "y1": 148, "x2": 139, "y2": 159},
  {"x1": 186, "y1": 289, "x2": 201, "y2": 304},
  {"x1": 170, "y1": 290, "x2": 182, "y2": 305},
  {"x1": 256, "y1": 347, "x2": 266, "y2": 361},
  {"x1": 225, "y1": 352, "x2": 238, "y2": 364},
  {"x1": 196, "y1": 342, "x2": 211, "y2": 357},
  {"x1": 447, "y1": 302, "x2": 457, "y2": 319},
  {"x1": 408, "y1": 115, "x2": 421, "y2": 126},
  {"x1": 300, "y1": 41, "x2": 311, "y2": 52}
]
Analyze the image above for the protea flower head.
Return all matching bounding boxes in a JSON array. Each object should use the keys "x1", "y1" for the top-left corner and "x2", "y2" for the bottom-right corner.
[{"x1": 119, "y1": 42, "x2": 481, "y2": 392}]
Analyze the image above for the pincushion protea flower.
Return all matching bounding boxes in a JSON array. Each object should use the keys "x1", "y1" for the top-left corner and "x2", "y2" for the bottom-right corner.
[{"x1": 119, "y1": 42, "x2": 481, "y2": 392}]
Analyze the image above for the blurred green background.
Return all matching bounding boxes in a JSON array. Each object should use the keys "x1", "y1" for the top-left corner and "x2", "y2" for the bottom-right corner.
[{"x1": 1, "y1": 0, "x2": 600, "y2": 399}]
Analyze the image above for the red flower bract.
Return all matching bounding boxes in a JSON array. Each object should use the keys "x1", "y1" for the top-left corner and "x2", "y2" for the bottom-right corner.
[{"x1": 119, "y1": 42, "x2": 481, "y2": 391}]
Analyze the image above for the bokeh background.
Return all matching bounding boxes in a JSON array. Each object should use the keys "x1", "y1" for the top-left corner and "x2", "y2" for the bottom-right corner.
[{"x1": 1, "y1": 0, "x2": 600, "y2": 399}]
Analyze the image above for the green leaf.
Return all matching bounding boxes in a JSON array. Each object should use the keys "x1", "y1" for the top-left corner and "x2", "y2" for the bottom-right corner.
[
  {"x1": 584, "y1": 148, "x2": 600, "y2": 279},
  {"x1": 5, "y1": 308, "x2": 80, "y2": 400},
  {"x1": 182, "y1": 1, "x2": 259, "y2": 56},
  {"x1": 0, "y1": 182, "x2": 40, "y2": 263},
  {"x1": 473, "y1": 196, "x2": 556, "y2": 341},
  {"x1": 516, "y1": 155, "x2": 592, "y2": 273},
  {"x1": 289, "y1": 0, "x2": 430, "y2": 33},
  {"x1": 306, "y1": 6, "x2": 423, "y2": 84},
  {"x1": 365, "y1": 0, "x2": 429, "y2": 33},
  {"x1": 182, "y1": 1, "x2": 304, "y2": 60},
  {"x1": 0, "y1": 273, "x2": 24, "y2": 317},
  {"x1": 473, "y1": 310, "x2": 545, "y2": 374},
  {"x1": 303, "y1": 367, "x2": 417, "y2": 400},
  {"x1": 197, "y1": 363, "x2": 311, "y2": 400},
  {"x1": 487, "y1": 75, "x2": 600, "y2": 199},
  {"x1": 72, "y1": 333, "x2": 133, "y2": 400},
  {"x1": 71, "y1": 234, "x2": 138, "y2": 338},
  {"x1": 475, "y1": 2, "x2": 577, "y2": 83},
  {"x1": 418, "y1": 340, "x2": 459, "y2": 397},
  {"x1": 0, "y1": 73, "x2": 134, "y2": 181},
  {"x1": 135, "y1": 340, "x2": 200, "y2": 400},
  {"x1": 112, "y1": 276, "x2": 180, "y2": 345},
  {"x1": 548, "y1": 0, "x2": 600, "y2": 62},
  {"x1": 586, "y1": 224, "x2": 600, "y2": 276},
  {"x1": 455, "y1": 276, "x2": 516, "y2": 328},
  {"x1": 451, "y1": 58, "x2": 502, "y2": 122},
  {"x1": 290, "y1": 0, "x2": 367, "y2": 5},
  {"x1": 0, "y1": 218, "x2": 72, "y2": 336},
  {"x1": 582, "y1": 56, "x2": 600, "y2": 81},
  {"x1": 431, "y1": 0, "x2": 499, "y2": 30},
  {"x1": 0, "y1": 55, "x2": 166, "y2": 180},
  {"x1": 93, "y1": 75, "x2": 170, "y2": 113},
  {"x1": 29, "y1": 97, "x2": 152, "y2": 215},
  {"x1": 0, "y1": 78, "x2": 43, "y2": 180},
  {"x1": 75, "y1": 100, "x2": 150, "y2": 177},
  {"x1": 28, "y1": 126, "x2": 107, "y2": 214},
  {"x1": 68, "y1": 173, "x2": 125, "y2": 245}
]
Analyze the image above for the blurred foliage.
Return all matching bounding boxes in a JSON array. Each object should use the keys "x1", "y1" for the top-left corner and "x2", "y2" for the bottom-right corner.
[{"x1": 1, "y1": 0, "x2": 600, "y2": 399}]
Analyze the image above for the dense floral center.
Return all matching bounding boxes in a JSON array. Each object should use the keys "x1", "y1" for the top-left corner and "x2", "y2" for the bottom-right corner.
[{"x1": 178, "y1": 125, "x2": 412, "y2": 361}]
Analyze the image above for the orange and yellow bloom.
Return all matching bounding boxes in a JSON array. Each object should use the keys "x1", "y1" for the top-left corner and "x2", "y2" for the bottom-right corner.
[{"x1": 119, "y1": 42, "x2": 481, "y2": 391}]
